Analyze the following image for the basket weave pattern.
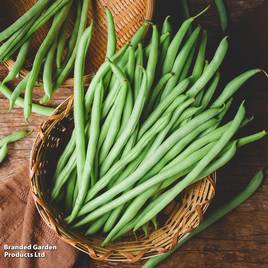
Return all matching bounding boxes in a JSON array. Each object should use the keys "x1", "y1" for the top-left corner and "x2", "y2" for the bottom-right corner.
[
  {"x1": 2, "y1": 0, "x2": 154, "y2": 87},
  {"x1": 30, "y1": 97, "x2": 216, "y2": 263}
]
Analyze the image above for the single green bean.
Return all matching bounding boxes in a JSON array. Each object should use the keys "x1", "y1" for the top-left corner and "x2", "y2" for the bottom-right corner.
[
  {"x1": 212, "y1": 69, "x2": 261, "y2": 107},
  {"x1": 160, "y1": 16, "x2": 172, "y2": 64},
  {"x1": 192, "y1": 30, "x2": 207, "y2": 81},
  {"x1": 9, "y1": 75, "x2": 29, "y2": 111},
  {"x1": 134, "y1": 43, "x2": 144, "y2": 99},
  {"x1": 0, "y1": 144, "x2": 8, "y2": 163},
  {"x1": 2, "y1": 40, "x2": 30, "y2": 84},
  {"x1": 146, "y1": 25, "x2": 159, "y2": 90},
  {"x1": 105, "y1": 8, "x2": 116, "y2": 58},
  {"x1": 65, "y1": 169, "x2": 76, "y2": 211},
  {"x1": 178, "y1": 43, "x2": 196, "y2": 81},
  {"x1": 187, "y1": 37, "x2": 229, "y2": 97},
  {"x1": 85, "y1": 213, "x2": 110, "y2": 235},
  {"x1": 0, "y1": 130, "x2": 28, "y2": 147},
  {"x1": 43, "y1": 40, "x2": 58, "y2": 102},
  {"x1": 215, "y1": 0, "x2": 229, "y2": 33},
  {"x1": 56, "y1": 18, "x2": 69, "y2": 69},
  {"x1": 69, "y1": 25, "x2": 93, "y2": 199}
]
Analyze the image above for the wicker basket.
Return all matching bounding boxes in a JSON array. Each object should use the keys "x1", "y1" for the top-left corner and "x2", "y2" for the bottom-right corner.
[
  {"x1": 30, "y1": 96, "x2": 216, "y2": 263},
  {"x1": 1, "y1": 0, "x2": 155, "y2": 87}
]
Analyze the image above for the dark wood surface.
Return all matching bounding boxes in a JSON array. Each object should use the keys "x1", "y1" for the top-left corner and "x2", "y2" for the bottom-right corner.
[{"x1": 0, "y1": 0, "x2": 267, "y2": 267}]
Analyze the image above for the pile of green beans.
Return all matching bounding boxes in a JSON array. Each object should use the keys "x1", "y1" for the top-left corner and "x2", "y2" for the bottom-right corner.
[
  {"x1": 49, "y1": 10, "x2": 265, "y2": 247},
  {"x1": 0, "y1": 0, "x2": 92, "y2": 120},
  {"x1": 0, "y1": 130, "x2": 29, "y2": 163}
]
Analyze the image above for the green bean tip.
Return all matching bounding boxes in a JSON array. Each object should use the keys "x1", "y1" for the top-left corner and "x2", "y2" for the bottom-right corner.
[{"x1": 192, "y1": 5, "x2": 211, "y2": 20}]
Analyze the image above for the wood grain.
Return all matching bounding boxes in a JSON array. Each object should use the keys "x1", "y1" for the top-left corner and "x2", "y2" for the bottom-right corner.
[{"x1": 0, "y1": 0, "x2": 267, "y2": 267}]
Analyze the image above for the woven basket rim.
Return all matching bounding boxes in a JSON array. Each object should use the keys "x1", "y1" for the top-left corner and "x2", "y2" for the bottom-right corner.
[
  {"x1": 2, "y1": 0, "x2": 155, "y2": 88},
  {"x1": 29, "y1": 95, "x2": 216, "y2": 263}
]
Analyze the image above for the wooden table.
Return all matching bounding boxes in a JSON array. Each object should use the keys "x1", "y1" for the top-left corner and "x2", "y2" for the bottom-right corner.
[{"x1": 0, "y1": 1, "x2": 267, "y2": 267}]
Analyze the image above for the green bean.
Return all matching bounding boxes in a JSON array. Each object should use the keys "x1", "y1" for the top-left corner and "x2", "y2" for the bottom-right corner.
[
  {"x1": 24, "y1": 4, "x2": 72, "y2": 120},
  {"x1": 215, "y1": 0, "x2": 228, "y2": 33},
  {"x1": 134, "y1": 43, "x2": 144, "y2": 99},
  {"x1": 51, "y1": 152, "x2": 76, "y2": 200},
  {"x1": 9, "y1": 75, "x2": 29, "y2": 111},
  {"x1": 103, "y1": 185, "x2": 157, "y2": 245},
  {"x1": 103, "y1": 143, "x2": 153, "y2": 232},
  {"x1": 145, "y1": 32, "x2": 170, "y2": 59},
  {"x1": 147, "y1": 72, "x2": 174, "y2": 112},
  {"x1": 72, "y1": 24, "x2": 93, "y2": 182},
  {"x1": 142, "y1": 170, "x2": 264, "y2": 268},
  {"x1": 0, "y1": 0, "x2": 49, "y2": 42},
  {"x1": 56, "y1": 19, "x2": 69, "y2": 69},
  {"x1": 1, "y1": 0, "x2": 71, "y2": 60},
  {"x1": 68, "y1": 80, "x2": 103, "y2": 222},
  {"x1": 118, "y1": 87, "x2": 133, "y2": 137},
  {"x1": 146, "y1": 98, "x2": 195, "y2": 156},
  {"x1": 2, "y1": 40, "x2": 30, "y2": 84},
  {"x1": 143, "y1": 119, "x2": 219, "y2": 184},
  {"x1": 54, "y1": 131, "x2": 76, "y2": 178},
  {"x1": 78, "y1": 107, "x2": 221, "y2": 217},
  {"x1": 83, "y1": 114, "x2": 170, "y2": 205},
  {"x1": 55, "y1": 0, "x2": 91, "y2": 88},
  {"x1": 99, "y1": 83, "x2": 127, "y2": 165},
  {"x1": 65, "y1": 169, "x2": 76, "y2": 211},
  {"x1": 130, "y1": 21, "x2": 151, "y2": 48},
  {"x1": 134, "y1": 102, "x2": 246, "y2": 229},
  {"x1": 162, "y1": 17, "x2": 194, "y2": 74},
  {"x1": 43, "y1": 40, "x2": 58, "y2": 102},
  {"x1": 99, "y1": 104, "x2": 117, "y2": 149},
  {"x1": 199, "y1": 72, "x2": 220, "y2": 111},
  {"x1": 100, "y1": 69, "x2": 148, "y2": 175},
  {"x1": 85, "y1": 213, "x2": 110, "y2": 235},
  {"x1": 0, "y1": 130, "x2": 28, "y2": 147},
  {"x1": 75, "y1": 143, "x2": 215, "y2": 227},
  {"x1": 212, "y1": 69, "x2": 261, "y2": 107},
  {"x1": 146, "y1": 25, "x2": 159, "y2": 90},
  {"x1": 160, "y1": 16, "x2": 172, "y2": 64},
  {"x1": 178, "y1": 44, "x2": 196, "y2": 82},
  {"x1": 139, "y1": 78, "x2": 191, "y2": 138},
  {"x1": 180, "y1": 0, "x2": 191, "y2": 20},
  {"x1": 192, "y1": 30, "x2": 207, "y2": 81},
  {"x1": 84, "y1": 45, "x2": 130, "y2": 114},
  {"x1": 61, "y1": 1, "x2": 82, "y2": 69},
  {"x1": 0, "y1": 144, "x2": 8, "y2": 163},
  {"x1": 0, "y1": 15, "x2": 38, "y2": 62},
  {"x1": 187, "y1": 37, "x2": 229, "y2": 97},
  {"x1": 0, "y1": 83, "x2": 53, "y2": 116},
  {"x1": 105, "y1": 8, "x2": 116, "y2": 58},
  {"x1": 161, "y1": 26, "x2": 200, "y2": 99},
  {"x1": 238, "y1": 131, "x2": 267, "y2": 147},
  {"x1": 126, "y1": 46, "x2": 136, "y2": 83}
]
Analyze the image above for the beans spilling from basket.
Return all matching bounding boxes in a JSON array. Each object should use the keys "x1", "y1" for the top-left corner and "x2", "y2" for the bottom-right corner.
[
  {"x1": 0, "y1": 0, "x2": 90, "y2": 120},
  {"x1": 50, "y1": 10, "x2": 266, "y2": 245}
]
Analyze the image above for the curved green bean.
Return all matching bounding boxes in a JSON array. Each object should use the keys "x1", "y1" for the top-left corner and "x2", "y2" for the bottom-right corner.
[{"x1": 3, "y1": 40, "x2": 30, "y2": 84}]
